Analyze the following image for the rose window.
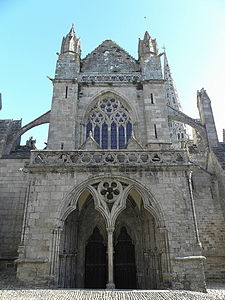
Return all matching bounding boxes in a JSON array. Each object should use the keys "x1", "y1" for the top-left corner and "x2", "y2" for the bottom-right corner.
[{"x1": 86, "y1": 98, "x2": 132, "y2": 149}]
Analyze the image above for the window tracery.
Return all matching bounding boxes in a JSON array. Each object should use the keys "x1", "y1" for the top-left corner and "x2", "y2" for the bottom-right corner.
[{"x1": 86, "y1": 97, "x2": 132, "y2": 149}]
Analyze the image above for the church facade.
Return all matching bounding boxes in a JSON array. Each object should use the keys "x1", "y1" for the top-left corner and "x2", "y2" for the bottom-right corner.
[{"x1": 0, "y1": 26, "x2": 225, "y2": 292}]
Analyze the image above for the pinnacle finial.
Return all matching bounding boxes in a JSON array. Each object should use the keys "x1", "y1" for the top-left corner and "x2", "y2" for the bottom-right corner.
[
  {"x1": 60, "y1": 24, "x2": 80, "y2": 55},
  {"x1": 138, "y1": 30, "x2": 158, "y2": 57},
  {"x1": 144, "y1": 31, "x2": 151, "y2": 40},
  {"x1": 197, "y1": 88, "x2": 210, "y2": 101},
  {"x1": 69, "y1": 24, "x2": 75, "y2": 35}
]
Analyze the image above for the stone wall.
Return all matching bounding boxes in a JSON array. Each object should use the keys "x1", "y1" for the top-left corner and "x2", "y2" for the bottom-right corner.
[
  {"x1": 192, "y1": 169, "x2": 225, "y2": 282},
  {"x1": 76, "y1": 81, "x2": 170, "y2": 149},
  {"x1": 16, "y1": 161, "x2": 206, "y2": 290},
  {"x1": 0, "y1": 158, "x2": 28, "y2": 269}
]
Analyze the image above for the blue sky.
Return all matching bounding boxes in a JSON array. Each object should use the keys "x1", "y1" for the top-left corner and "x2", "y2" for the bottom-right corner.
[{"x1": 0, "y1": 0, "x2": 225, "y2": 148}]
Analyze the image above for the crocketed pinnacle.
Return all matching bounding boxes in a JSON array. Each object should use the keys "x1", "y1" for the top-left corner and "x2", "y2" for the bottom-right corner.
[
  {"x1": 164, "y1": 51, "x2": 181, "y2": 110},
  {"x1": 138, "y1": 30, "x2": 158, "y2": 58},
  {"x1": 60, "y1": 24, "x2": 80, "y2": 55}
]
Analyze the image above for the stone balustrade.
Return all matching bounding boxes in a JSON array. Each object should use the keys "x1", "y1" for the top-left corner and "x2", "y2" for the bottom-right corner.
[
  {"x1": 27, "y1": 149, "x2": 189, "y2": 169},
  {"x1": 79, "y1": 74, "x2": 141, "y2": 83}
]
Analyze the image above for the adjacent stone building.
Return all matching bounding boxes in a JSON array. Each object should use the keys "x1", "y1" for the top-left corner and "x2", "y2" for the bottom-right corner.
[{"x1": 0, "y1": 26, "x2": 225, "y2": 292}]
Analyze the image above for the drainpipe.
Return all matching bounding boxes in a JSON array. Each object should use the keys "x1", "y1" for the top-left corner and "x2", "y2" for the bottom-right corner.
[{"x1": 186, "y1": 171, "x2": 202, "y2": 250}]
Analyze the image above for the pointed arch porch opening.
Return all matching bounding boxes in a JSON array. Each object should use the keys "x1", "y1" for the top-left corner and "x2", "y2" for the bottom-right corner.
[{"x1": 55, "y1": 178, "x2": 171, "y2": 289}]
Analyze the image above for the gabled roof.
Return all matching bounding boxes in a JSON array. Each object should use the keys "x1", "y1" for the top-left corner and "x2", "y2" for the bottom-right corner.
[{"x1": 81, "y1": 40, "x2": 139, "y2": 73}]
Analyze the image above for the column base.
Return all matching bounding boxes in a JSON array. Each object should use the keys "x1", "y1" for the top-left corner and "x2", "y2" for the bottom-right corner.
[{"x1": 106, "y1": 282, "x2": 115, "y2": 289}]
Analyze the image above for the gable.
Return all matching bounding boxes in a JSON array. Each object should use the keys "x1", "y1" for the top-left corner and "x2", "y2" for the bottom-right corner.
[{"x1": 81, "y1": 40, "x2": 139, "y2": 73}]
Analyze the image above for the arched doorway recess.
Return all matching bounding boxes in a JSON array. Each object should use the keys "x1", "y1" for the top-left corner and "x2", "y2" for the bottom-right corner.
[
  {"x1": 57, "y1": 178, "x2": 171, "y2": 289},
  {"x1": 58, "y1": 195, "x2": 107, "y2": 288},
  {"x1": 114, "y1": 194, "x2": 166, "y2": 289}
]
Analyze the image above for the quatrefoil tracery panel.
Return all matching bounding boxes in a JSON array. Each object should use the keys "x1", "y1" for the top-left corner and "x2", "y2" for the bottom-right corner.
[{"x1": 86, "y1": 97, "x2": 133, "y2": 149}]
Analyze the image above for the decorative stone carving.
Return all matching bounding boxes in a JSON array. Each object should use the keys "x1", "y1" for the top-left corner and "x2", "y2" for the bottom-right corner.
[
  {"x1": 79, "y1": 74, "x2": 141, "y2": 83},
  {"x1": 26, "y1": 136, "x2": 36, "y2": 149},
  {"x1": 28, "y1": 150, "x2": 188, "y2": 169}
]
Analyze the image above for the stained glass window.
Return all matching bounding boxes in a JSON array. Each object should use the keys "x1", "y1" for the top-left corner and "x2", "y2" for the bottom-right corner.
[
  {"x1": 86, "y1": 122, "x2": 92, "y2": 138},
  {"x1": 102, "y1": 122, "x2": 108, "y2": 149},
  {"x1": 94, "y1": 126, "x2": 100, "y2": 145},
  {"x1": 126, "y1": 121, "x2": 132, "y2": 143},
  {"x1": 119, "y1": 125, "x2": 125, "y2": 149},
  {"x1": 86, "y1": 97, "x2": 132, "y2": 149},
  {"x1": 111, "y1": 122, "x2": 117, "y2": 149}
]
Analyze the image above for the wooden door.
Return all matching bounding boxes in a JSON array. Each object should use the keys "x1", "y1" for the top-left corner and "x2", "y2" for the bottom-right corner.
[
  {"x1": 85, "y1": 227, "x2": 106, "y2": 288},
  {"x1": 114, "y1": 227, "x2": 137, "y2": 289}
]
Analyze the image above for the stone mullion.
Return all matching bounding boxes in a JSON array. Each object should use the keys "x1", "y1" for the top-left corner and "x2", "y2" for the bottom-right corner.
[
  {"x1": 116, "y1": 124, "x2": 119, "y2": 149},
  {"x1": 81, "y1": 123, "x2": 85, "y2": 146},
  {"x1": 124, "y1": 123, "x2": 127, "y2": 144},
  {"x1": 99, "y1": 123, "x2": 102, "y2": 148},
  {"x1": 108, "y1": 121, "x2": 111, "y2": 149}
]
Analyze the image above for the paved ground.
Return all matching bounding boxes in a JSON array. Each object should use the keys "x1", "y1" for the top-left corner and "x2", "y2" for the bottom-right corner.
[
  {"x1": 0, "y1": 272, "x2": 224, "y2": 300},
  {"x1": 0, "y1": 286, "x2": 225, "y2": 300}
]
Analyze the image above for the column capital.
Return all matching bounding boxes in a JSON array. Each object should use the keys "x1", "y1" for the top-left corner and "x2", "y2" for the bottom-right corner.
[
  {"x1": 158, "y1": 226, "x2": 167, "y2": 233},
  {"x1": 52, "y1": 226, "x2": 63, "y2": 234},
  {"x1": 106, "y1": 227, "x2": 114, "y2": 233}
]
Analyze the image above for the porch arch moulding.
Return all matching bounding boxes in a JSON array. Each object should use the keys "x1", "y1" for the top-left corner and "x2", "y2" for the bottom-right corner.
[{"x1": 56, "y1": 175, "x2": 166, "y2": 230}]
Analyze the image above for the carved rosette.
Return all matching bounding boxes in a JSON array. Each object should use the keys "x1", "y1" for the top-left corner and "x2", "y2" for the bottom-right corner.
[{"x1": 98, "y1": 180, "x2": 123, "y2": 204}]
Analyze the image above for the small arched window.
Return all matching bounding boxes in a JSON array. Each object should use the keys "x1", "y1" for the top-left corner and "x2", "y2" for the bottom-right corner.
[{"x1": 86, "y1": 97, "x2": 132, "y2": 149}]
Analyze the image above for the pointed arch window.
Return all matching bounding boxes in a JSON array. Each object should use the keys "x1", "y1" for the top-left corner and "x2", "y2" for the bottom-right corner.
[{"x1": 86, "y1": 97, "x2": 133, "y2": 149}]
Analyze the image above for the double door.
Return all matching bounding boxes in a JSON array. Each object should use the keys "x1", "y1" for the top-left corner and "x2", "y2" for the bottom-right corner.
[{"x1": 85, "y1": 227, "x2": 137, "y2": 289}]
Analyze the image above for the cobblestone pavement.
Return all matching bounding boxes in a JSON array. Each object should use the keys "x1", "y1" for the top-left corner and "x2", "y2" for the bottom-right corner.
[
  {"x1": 0, "y1": 274, "x2": 224, "y2": 300},
  {"x1": 0, "y1": 287, "x2": 225, "y2": 300}
]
